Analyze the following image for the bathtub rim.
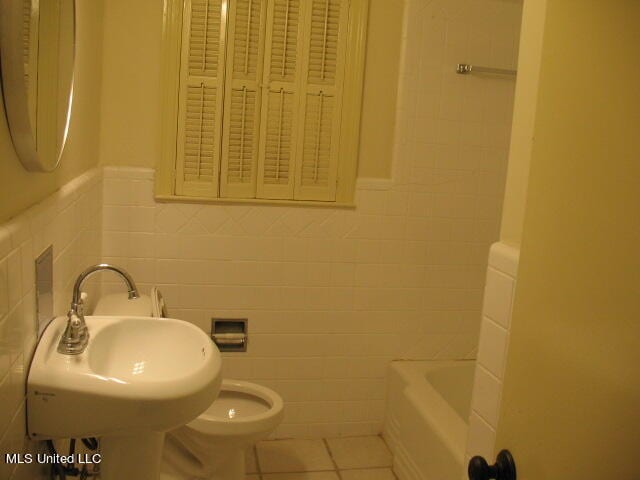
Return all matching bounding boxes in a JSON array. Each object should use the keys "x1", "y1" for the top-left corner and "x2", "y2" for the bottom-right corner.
[{"x1": 388, "y1": 359, "x2": 475, "y2": 465}]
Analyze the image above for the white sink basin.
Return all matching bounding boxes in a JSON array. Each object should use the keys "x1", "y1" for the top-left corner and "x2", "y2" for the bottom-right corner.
[
  {"x1": 89, "y1": 318, "x2": 210, "y2": 383},
  {"x1": 27, "y1": 315, "x2": 222, "y2": 439}
]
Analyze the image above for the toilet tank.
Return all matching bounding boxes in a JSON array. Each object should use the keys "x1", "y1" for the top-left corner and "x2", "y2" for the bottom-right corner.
[
  {"x1": 92, "y1": 292, "x2": 153, "y2": 316},
  {"x1": 93, "y1": 287, "x2": 167, "y2": 317}
]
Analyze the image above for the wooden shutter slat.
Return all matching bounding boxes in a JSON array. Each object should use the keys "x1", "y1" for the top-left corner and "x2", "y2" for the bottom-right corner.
[
  {"x1": 293, "y1": 0, "x2": 348, "y2": 201},
  {"x1": 256, "y1": 0, "x2": 303, "y2": 200},
  {"x1": 176, "y1": 0, "x2": 226, "y2": 197},
  {"x1": 220, "y1": 0, "x2": 267, "y2": 198}
]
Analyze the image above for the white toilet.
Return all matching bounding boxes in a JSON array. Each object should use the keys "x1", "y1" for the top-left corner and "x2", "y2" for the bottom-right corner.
[
  {"x1": 162, "y1": 379, "x2": 283, "y2": 479},
  {"x1": 93, "y1": 290, "x2": 284, "y2": 480}
]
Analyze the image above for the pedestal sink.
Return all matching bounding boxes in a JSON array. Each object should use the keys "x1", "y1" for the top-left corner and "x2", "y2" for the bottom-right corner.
[{"x1": 27, "y1": 315, "x2": 222, "y2": 480}]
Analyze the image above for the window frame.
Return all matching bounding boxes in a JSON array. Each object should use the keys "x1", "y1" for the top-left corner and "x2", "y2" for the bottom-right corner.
[{"x1": 155, "y1": 0, "x2": 369, "y2": 207}]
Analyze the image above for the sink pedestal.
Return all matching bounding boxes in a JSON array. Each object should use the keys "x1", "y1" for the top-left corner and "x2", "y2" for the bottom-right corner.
[{"x1": 100, "y1": 432, "x2": 165, "y2": 480}]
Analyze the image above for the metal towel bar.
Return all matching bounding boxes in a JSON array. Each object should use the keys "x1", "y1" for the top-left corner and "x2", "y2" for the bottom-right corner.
[{"x1": 456, "y1": 63, "x2": 517, "y2": 77}]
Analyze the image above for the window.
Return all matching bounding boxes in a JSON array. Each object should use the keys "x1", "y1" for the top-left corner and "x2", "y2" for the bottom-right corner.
[{"x1": 157, "y1": 0, "x2": 369, "y2": 205}]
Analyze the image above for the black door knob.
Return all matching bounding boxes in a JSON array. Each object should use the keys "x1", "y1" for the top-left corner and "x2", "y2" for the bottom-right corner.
[{"x1": 468, "y1": 450, "x2": 516, "y2": 480}]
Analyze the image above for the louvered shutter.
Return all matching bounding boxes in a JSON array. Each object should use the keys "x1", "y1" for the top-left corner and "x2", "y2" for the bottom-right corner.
[
  {"x1": 293, "y1": 0, "x2": 349, "y2": 201},
  {"x1": 255, "y1": 0, "x2": 304, "y2": 199},
  {"x1": 175, "y1": 0, "x2": 226, "y2": 197},
  {"x1": 219, "y1": 0, "x2": 268, "y2": 198}
]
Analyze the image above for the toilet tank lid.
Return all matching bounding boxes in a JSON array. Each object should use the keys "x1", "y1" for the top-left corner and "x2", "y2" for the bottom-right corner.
[{"x1": 92, "y1": 292, "x2": 153, "y2": 317}]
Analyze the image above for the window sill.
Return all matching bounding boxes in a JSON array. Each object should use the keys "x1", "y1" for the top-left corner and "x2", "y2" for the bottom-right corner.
[{"x1": 154, "y1": 194, "x2": 356, "y2": 209}]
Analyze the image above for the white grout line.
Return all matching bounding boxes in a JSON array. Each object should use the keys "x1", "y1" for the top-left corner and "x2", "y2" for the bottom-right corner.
[{"x1": 254, "y1": 437, "x2": 398, "y2": 478}]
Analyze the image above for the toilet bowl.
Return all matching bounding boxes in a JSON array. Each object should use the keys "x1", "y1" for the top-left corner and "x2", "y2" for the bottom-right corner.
[
  {"x1": 162, "y1": 379, "x2": 284, "y2": 479},
  {"x1": 93, "y1": 290, "x2": 284, "y2": 480}
]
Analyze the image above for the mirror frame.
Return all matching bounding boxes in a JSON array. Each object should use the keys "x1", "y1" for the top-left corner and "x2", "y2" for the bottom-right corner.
[{"x1": 0, "y1": 0, "x2": 76, "y2": 172}]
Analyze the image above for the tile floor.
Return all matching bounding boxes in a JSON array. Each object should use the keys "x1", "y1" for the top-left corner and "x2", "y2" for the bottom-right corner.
[{"x1": 245, "y1": 436, "x2": 397, "y2": 480}]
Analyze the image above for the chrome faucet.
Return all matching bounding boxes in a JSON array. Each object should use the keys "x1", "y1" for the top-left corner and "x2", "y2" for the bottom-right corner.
[{"x1": 57, "y1": 264, "x2": 139, "y2": 355}]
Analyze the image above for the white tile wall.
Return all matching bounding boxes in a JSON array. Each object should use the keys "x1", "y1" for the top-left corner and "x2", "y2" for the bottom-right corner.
[
  {"x1": 0, "y1": 169, "x2": 103, "y2": 480},
  {"x1": 101, "y1": 160, "x2": 509, "y2": 439},
  {"x1": 482, "y1": 268, "x2": 516, "y2": 329},
  {"x1": 465, "y1": 242, "x2": 520, "y2": 462},
  {"x1": 98, "y1": 0, "x2": 520, "y2": 439},
  {"x1": 393, "y1": 0, "x2": 521, "y2": 191}
]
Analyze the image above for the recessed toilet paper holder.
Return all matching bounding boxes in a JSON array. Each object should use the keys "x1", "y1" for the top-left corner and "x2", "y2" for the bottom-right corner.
[{"x1": 211, "y1": 318, "x2": 248, "y2": 352}]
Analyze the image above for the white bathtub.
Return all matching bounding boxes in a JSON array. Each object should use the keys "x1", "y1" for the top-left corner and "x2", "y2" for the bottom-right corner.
[{"x1": 383, "y1": 360, "x2": 475, "y2": 480}]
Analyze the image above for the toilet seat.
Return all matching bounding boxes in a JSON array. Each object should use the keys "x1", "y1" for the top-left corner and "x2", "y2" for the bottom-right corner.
[{"x1": 188, "y1": 379, "x2": 284, "y2": 436}]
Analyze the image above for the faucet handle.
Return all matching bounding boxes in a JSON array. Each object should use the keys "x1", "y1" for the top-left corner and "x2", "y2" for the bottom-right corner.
[
  {"x1": 68, "y1": 311, "x2": 82, "y2": 337},
  {"x1": 73, "y1": 291, "x2": 88, "y2": 317},
  {"x1": 57, "y1": 310, "x2": 90, "y2": 354}
]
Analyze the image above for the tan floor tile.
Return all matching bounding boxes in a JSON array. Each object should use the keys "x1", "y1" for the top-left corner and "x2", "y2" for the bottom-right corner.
[
  {"x1": 257, "y1": 439, "x2": 334, "y2": 473},
  {"x1": 247, "y1": 476, "x2": 261, "y2": 480},
  {"x1": 340, "y1": 468, "x2": 396, "y2": 480},
  {"x1": 326, "y1": 436, "x2": 392, "y2": 470},
  {"x1": 246, "y1": 447, "x2": 259, "y2": 474},
  {"x1": 262, "y1": 473, "x2": 339, "y2": 480}
]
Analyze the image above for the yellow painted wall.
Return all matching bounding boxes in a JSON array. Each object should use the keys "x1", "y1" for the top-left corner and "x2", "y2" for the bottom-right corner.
[
  {"x1": 0, "y1": 0, "x2": 104, "y2": 223},
  {"x1": 498, "y1": 0, "x2": 546, "y2": 246},
  {"x1": 98, "y1": 0, "x2": 163, "y2": 168},
  {"x1": 98, "y1": 0, "x2": 402, "y2": 179},
  {"x1": 356, "y1": 0, "x2": 402, "y2": 178},
  {"x1": 496, "y1": 1, "x2": 640, "y2": 477}
]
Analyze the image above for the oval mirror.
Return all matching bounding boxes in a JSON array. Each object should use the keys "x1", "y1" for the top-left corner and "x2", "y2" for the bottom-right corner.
[{"x1": 0, "y1": 0, "x2": 75, "y2": 172}]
